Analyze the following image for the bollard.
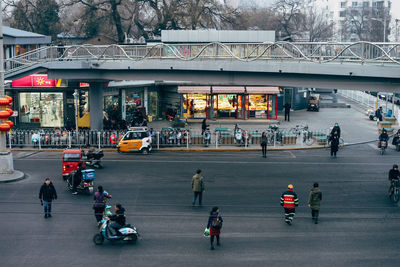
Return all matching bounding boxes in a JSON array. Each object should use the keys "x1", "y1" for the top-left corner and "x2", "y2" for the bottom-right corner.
[
  {"x1": 38, "y1": 132, "x2": 41, "y2": 150},
  {"x1": 273, "y1": 131, "x2": 276, "y2": 147},
  {"x1": 68, "y1": 132, "x2": 71, "y2": 148},
  {"x1": 245, "y1": 134, "x2": 248, "y2": 148},
  {"x1": 216, "y1": 132, "x2": 218, "y2": 149},
  {"x1": 300, "y1": 130, "x2": 304, "y2": 147},
  {"x1": 98, "y1": 131, "x2": 101, "y2": 150},
  {"x1": 186, "y1": 132, "x2": 189, "y2": 149}
]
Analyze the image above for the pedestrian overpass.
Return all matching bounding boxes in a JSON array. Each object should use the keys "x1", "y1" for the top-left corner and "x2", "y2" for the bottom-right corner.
[
  {"x1": 5, "y1": 41, "x2": 400, "y2": 92},
  {"x1": 5, "y1": 41, "x2": 400, "y2": 130}
]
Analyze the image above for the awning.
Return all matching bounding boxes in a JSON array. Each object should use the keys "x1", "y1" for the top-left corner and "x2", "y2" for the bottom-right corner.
[
  {"x1": 246, "y1": 86, "x2": 280, "y2": 94},
  {"x1": 212, "y1": 86, "x2": 245, "y2": 94},
  {"x1": 178, "y1": 86, "x2": 211, "y2": 94}
]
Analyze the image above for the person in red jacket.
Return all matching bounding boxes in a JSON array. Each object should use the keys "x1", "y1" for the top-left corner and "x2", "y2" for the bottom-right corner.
[{"x1": 280, "y1": 184, "x2": 299, "y2": 225}]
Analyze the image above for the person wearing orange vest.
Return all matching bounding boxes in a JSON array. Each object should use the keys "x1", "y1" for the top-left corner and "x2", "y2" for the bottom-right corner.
[{"x1": 280, "y1": 184, "x2": 299, "y2": 225}]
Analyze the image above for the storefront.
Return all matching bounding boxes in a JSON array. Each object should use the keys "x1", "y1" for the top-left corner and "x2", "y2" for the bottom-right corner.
[
  {"x1": 179, "y1": 86, "x2": 279, "y2": 120},
  {"x1": 9, "y1": 75, "x2": 69, "y2": 128}
]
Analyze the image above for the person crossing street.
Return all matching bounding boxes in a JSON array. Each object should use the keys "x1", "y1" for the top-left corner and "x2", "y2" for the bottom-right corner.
[
  {"x1": 280, "y1": 184, "x2": 299, "y2": 225},
  {"x1": 39, "y1": 178, "x2": 57, "y2": 218},
  {"x1": 308, "y1": 183, "x2": 322, "y2": 224}
]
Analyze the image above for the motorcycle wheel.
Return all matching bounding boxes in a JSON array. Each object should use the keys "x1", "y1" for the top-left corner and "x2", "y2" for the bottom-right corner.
[
  {"x1": 93, "y1": 233, "x2": 104, "y2": 245},
  {"x1": 393, "y1": 190, "x2": 399, "y2": 203},
  {"x1": 127, "y1": 234, "x2": 138, "y2": 244},
  {"x1": 97, "y1": 162, "x2": 103, "y2": 169},
  {"x1": 305, "y1": 138, "x2": 314, "y2": 146},
  {"x1": 142, "y1": 148, "x2": 149, "y2": 155}
]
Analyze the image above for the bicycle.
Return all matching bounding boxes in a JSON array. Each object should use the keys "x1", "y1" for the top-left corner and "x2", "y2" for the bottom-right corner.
[{"x1": 389, "y1": 179, "x2": 400, "y2": 203}]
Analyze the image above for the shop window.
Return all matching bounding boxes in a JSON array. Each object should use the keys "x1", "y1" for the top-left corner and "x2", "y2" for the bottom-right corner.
[
  {"x1": 217, "y1": 94, "x2": 237, "y2": 118},
  {"x1": 249, "y1": 95, "x2": 269, "y2": 118},
  {"x1": 19, "y1": 92, "x2": 64, "y2": 127},
  {"x1": 125, "y1": 91, "x2": 143, "y2": 122},
  {"x1": 183, "y1": 94, "x2": 208, "y2": 119}
]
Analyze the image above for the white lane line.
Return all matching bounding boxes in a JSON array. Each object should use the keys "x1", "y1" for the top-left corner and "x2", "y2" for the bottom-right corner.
[{"x1": 14, "y1": 158, "x2": 393, "y2": 165}]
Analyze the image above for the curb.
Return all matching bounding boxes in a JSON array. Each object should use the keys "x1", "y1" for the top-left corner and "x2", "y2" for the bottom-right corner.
[{"x1": 0, "y1": 170, "x2": 26, "y2": 183}]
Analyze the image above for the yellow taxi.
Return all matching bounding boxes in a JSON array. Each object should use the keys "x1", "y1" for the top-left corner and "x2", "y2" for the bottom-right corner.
[{"x1": 117, "y1": 127, "x2": 152, "y2": 154}]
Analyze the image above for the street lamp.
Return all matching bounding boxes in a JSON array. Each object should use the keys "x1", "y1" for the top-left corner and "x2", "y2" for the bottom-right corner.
[{"x1": 371, "y1": 17, "x2": 386, "y2": 42}]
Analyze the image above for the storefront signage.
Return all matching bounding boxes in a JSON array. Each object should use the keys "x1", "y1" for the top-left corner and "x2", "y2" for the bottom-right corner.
[
  {"x1": 12, "y1": 75, "x2": 66, "y2": 87},
  {"x1": 80, "y1": 83, "x2": 90, "y2": 87}
]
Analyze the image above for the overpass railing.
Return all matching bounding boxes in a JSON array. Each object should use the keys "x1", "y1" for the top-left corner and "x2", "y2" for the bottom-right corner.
[{"x1": 5, "y1": 41, "x2": 400, "y2": 76}]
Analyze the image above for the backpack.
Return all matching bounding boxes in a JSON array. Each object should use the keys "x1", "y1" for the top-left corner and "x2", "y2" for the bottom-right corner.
[{"x1": 211, "y1": 214, "x2": 223, "y2": 229}]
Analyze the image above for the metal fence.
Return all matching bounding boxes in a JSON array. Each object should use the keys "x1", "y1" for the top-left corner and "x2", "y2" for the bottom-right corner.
[
  {"x1": 338, "y1": 90, "x2": 400, "y2": 126},
  {"x1": 5, "y1": 127, "x2": 331, "y2": 150}
]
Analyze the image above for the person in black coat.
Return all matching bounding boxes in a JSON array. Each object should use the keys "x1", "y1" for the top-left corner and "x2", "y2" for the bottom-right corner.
[
  {"x1": 39, "y1": 178, "x2": 57, "y2": 218},
  {"x1": 72, "y1": 163, "x2": 83, "y2": 195},
  {"x1": 202, "y1": 119, "x2": 209, "y2": 135},
  {"x1": 329, "y1": 131, "x2": 340, "y2": 157},
  {"x1": 331, "y1": 123, "x2": 341, "y2": 139},
  {"x1": 284, "y1": 103, "x2": 291, "y2": 121},
  {"x1": 108, "y1": 203, "x2": 126, "y2": 236}
]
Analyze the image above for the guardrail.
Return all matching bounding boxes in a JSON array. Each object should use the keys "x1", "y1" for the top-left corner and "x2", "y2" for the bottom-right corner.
[
  {"x1": 6, "y1": 41, "x2": 400, "y2": 76},
  {"x1": 5, "y1": 127, "x2": 331, "y2": 150}
]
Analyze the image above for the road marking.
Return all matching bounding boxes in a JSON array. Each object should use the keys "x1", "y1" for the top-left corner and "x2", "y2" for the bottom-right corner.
[{"x1": 14, "y1": 157, "x2": 395, "y2": 166}]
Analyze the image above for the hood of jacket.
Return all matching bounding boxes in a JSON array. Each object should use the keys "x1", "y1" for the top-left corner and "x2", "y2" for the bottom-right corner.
[
  {"x1": 311, "y1": 188, "x2": 320, "y2": 194},
  {"x1": 193, "y1": 174, "x2": 202, "y2": 180}
]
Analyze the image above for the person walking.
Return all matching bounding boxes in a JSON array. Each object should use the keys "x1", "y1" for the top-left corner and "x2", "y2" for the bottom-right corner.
[
  {"x1": 308, "y1": 183, "x2": 322, "y2": 224},
  {"x1": 280, "y1": 184, "x2": 299, "y2": 225},
  {"x1": 376, "y1": 106, "x2": 383, "y2": 121},
  {"x1": 93, "y1": 186, "x2": 112, "y2": 226},
  {"x1": 284, "y1": 102, "x2": 291, "y2": 121},
  {"x1": 329, "y1": 131, "x2": 340, "y2": 157},
  {"x1": 192, "y1": 169, "x2": 205, "y2": 206},
  {"x1": 39, "y1": 178, "x2": 57, "y2": 218},
  {"x1": 201, "y1": 119, "x2": 209, "y2": 135},
  {"x1": 206, "y1": 206, "x2": 223, "y2": 250},
  {"x1": 261, "y1": 132, "x2": 268, "y2": 158}
]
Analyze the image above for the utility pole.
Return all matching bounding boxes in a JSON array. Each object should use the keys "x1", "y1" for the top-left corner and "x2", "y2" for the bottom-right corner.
[{"x1": 73, "y1": 89, "x2": 79, "y2": 145}]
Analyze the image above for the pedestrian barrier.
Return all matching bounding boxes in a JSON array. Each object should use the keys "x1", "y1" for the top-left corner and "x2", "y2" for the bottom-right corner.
[{"x1": 5, "y1": 126, "x2": 330, "y2": 150}]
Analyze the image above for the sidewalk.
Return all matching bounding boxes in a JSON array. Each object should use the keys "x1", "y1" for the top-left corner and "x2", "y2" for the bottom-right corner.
[{"x1": 145, "y1": 97, "x2": 381, "y2": 150}]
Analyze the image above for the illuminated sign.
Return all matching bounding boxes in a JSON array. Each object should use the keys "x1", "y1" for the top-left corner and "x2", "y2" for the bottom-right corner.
[{"x1": 12, "y1": 75, "x2": 67, "y2": 87}]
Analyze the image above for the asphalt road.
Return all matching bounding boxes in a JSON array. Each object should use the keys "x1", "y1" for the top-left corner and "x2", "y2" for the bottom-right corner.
[{"x1": 1, "y1": 145, "x2": 400, "y2": 267}]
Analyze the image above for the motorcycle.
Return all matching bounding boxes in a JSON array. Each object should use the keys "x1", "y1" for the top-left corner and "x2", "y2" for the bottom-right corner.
[
  {"x1": 234, "y1": 124, "x2": 243, "y2": 145},
  {"x1": 93, "y1": 215, "x2": 139, "y2": 245},
  {"x1": 65, "y1": 169, "x2": 95, "y2": 194},
  {"x1": 85, "y1": 149, "x2": 104, "y2": 169},
  {"x1": 203, "y1": 128, "x2": 211, "y2": 147},
  {"x1": 379, "y1": 140, "x2": 388, "y2": 155}
]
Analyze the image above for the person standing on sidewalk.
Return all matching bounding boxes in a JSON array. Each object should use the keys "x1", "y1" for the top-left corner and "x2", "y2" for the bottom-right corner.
[
  {"x1": 280, "y1": 184, "x2": 299, "y2": 225},
  {"x1": 39, "y1": 178, "x2": 57, "y2": 218},
  {"x1": 93, "y1": 186, "x2": 112, "y2": 226},
  {"x1": 284, "y1": 102, "x2": 291, "y2": 121},
  {"x1": 376, "y1": 107, "x2": 383, "y2": 122},
  {"x1": 329, "y1": 131, "x2": 340, "y2": 157},
  {"x1": 206, "y1": 206, "x2": 223, "y2": 250},
  {"x1": 192, "y1": 169, "x2": 205, "y2": 206},
  {"x1": 261, "y1": 132, "x2": 268, "y2": 158},
  {"x1": 308, "y1": 183, "x2": 322, "y2": 224}
]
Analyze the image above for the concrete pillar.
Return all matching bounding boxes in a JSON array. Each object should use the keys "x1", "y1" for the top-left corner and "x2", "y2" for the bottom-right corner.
[
  {"x1": 89, "y1": 82, "x2": 104, "y2": 130},
  {"x1": 121, "y1": 89, "x2": 126, "y2": 120}
]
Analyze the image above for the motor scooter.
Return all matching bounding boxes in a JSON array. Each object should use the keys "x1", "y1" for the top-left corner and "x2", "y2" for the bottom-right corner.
[
  {"x1": 93, "y1": 215, "x2": 139, "y2": 245},
  {"x1": 379, "y1": 140, "x2": 388, "y2": 155},
  {"x1": 66, "y1": 169, "x2": 95, "y2": 194},
  {"x1": 234, "y1": 124, "x2": 243, "y2": 145}
]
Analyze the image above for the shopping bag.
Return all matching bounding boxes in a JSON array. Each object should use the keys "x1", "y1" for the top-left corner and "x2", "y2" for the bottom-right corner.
[{"x1": 203, "y1": 228, "x2": 210, "y2": 237}]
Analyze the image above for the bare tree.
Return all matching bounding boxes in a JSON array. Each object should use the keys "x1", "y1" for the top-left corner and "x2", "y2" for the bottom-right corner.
[
  {"x1": 272, "y1": 0, "x2": 303, "y2": 41},
  {"x1": 302, "y1": 8, "x2": 333, "y2": 42}
]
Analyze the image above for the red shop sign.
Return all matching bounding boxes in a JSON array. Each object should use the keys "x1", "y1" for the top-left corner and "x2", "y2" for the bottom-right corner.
[{"x1": 12, "y1": 75, "x2": 56, "y2": 87}]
